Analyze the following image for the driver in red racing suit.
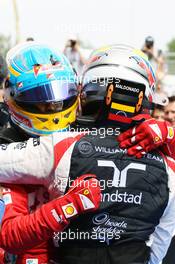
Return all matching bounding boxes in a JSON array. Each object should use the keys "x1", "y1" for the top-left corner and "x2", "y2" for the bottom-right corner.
[{"x1": 0, "y1": 42, "x2": 101, "y2": 263}]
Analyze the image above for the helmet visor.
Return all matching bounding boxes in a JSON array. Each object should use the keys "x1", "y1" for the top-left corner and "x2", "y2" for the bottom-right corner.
[
  {"x1": 16, "y1": 96, "x2": 77, "y2": 114},
  {"x1": 15, "y1": 80, "x2": 78, "y2": 103}
]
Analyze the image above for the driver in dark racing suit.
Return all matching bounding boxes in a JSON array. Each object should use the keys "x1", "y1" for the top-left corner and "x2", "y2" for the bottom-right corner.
[{"x1": 0, "y1": 45, "x2": 175, "y2": 264}]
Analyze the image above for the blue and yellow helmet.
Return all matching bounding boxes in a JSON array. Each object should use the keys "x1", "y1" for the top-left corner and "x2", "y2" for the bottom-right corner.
[{"x1": 5, "y1": 42, "x2": 78, "y2": 136}]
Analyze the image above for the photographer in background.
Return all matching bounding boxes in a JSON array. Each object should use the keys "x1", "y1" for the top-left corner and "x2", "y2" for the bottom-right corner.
[
  {"x1": 156, "y1": 49, "x2": 166, "y2": 82},
  {"x1": 142, "y1": 36, "x2": 158, "y2": 72},
  {"x1": 142, "y1": 36, "x2": 166, "y2": 89},
  {"x1": 64, "y1": 38, "x2": 86, "y2": 75},
  {"x1": 142, "y1": 36, "x2": 156, "y2": 61}
]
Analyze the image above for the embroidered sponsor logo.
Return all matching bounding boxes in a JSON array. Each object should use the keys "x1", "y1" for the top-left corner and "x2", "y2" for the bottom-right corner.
[
  {"x1": 92, "y1": 212, "x2": 128, "y2": 243},
  {"x1": 149, "y1": 124, "x2": 162, "y2": 143},
  {"x1": 146, "y1": 153, "x2": 163, "y2": 163},
  {"x1": 95, "y1": 146, "x2": 127, "y2": 154},
  {"x1": 97, "y1": 161, "x2": 144, "y2": 205},
  {"x1": 26, "y1": 259, "x2": 38, "y2": 264},
  {"x1": 62, "y1": 203, "x2": 77, "y2": 218},
  {"x1": 98, "y1": 160, "x2": 146, "y2": 188},
  {"x1": 51, "y1": 209, "x2": 63, "y2": 223},
  {"x1": 78, "y1": 141, "x2": 93, "y2": 155},
  {"x1": 101, "y1": 190, "x2": 142, "y2": 204},
  {"x1": 79, "y1": 192, "x2": 95, "y2": 210}
]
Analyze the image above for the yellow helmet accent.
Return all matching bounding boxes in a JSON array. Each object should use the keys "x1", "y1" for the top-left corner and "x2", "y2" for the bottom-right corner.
[
  {"x1": 8, "y1": 98, "x2": 78, "y2": 136},
  {"x1": 133, "y1": 49, "x2": 148, "y2": 61}
]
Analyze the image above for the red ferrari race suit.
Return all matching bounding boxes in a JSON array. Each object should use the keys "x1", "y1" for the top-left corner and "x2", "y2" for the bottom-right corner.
[
  {"x1": 1, "y1": 176, "x2": 100, "y2": 264},
  {"x1": 1, "y1": 184, "x2": 52, "y2": 264},
  {"x1": 0, "y1": 131, "x2": 175, "y2": 264},
  {"x1": 0, "y1": 127, "x2": 100, "y2": 264}
]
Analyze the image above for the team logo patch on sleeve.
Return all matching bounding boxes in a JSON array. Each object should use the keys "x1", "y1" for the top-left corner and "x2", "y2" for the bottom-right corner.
[
  {"x1": 79, "y1": 192, "x2": 95, "y2": 210},
  {"x1": 149, "y1": 124, "x2": 162, "y2": 143}
]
